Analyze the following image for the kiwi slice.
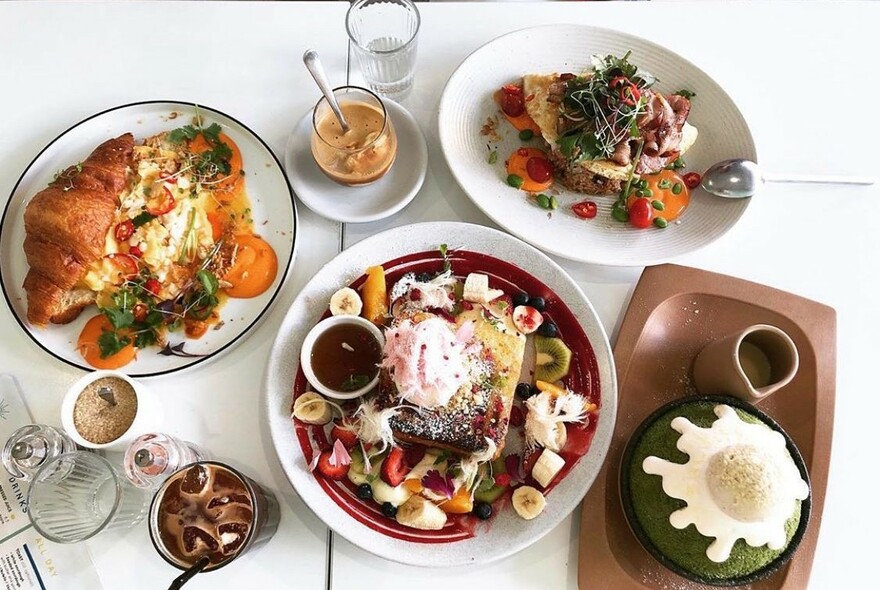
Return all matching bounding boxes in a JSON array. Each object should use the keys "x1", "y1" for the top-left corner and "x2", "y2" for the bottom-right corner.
[
  {"x1": 534, "y1": 336, "x2": 572, "y2": 383},
  {"x1": 473, "y1": 458, "x2": 508, "y2": 503}
]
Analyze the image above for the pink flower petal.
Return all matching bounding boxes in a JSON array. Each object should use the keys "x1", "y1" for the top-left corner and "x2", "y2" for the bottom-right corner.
[{"x1": 329, "y1": 439, "x2": 352, "y2": 468}]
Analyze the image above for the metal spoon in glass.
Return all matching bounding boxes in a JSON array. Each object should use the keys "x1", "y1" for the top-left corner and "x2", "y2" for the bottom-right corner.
[
  {"x1": 303, "y1": 49, "x2": 349, "y2": 133},
  {"x1": 701, "y1": 158, "x2": 876, "y2": 198}
]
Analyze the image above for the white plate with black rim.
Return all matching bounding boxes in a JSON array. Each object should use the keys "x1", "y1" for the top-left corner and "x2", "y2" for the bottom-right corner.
[
  {"x1": 438, "y1": 25, "x2": 756, "y2": 267},
  {"x1": 264, "y1": 221, "x2": 617, "y2": 566},
  {"x1": 0, "y1": 101, "x2": 298, "y2": 377}
]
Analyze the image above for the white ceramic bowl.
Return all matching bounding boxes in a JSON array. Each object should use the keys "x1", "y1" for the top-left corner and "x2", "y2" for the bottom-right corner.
[
  {"x1": 299, "y1": 315, "x2": 385, "y2": 400},
  {"x1": 61, "y1": 370, "x2": 163, "y2": 450}
]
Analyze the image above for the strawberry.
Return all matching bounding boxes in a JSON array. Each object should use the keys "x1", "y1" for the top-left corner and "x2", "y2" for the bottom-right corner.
[
  {"x1": 331, "y1": 420, "x2": 359, "y2": 449},
  {"x1": 403, "y1": 444, "x2": 426, "y2": 468},
  {"x1": 317, "y1": 451, "x2": 349, "y2": 481},
  {"x1": 494, "y1": 473, "x2": 512, "y2": 487},
  {"x1": 380, "y1": 446, "x2": 409, "y2": 487}
]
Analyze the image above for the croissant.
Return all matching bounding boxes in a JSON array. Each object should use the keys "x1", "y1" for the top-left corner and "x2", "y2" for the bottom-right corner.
[{"x1": 23, "y1": 134, "x2": 134, "y2": 326}]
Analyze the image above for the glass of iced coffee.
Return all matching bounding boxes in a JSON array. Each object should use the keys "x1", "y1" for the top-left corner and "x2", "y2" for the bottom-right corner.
[
  {"x1": 310, "y1": 86, "x2": 398, "y2": 186},
  {"x1": 148, "y1": 461, "x2": 280, "y2": 572}
]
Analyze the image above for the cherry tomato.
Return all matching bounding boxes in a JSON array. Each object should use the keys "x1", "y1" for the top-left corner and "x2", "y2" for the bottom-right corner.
[
  {"x1": 128, "y1": 245, "x2": 143, "y2": 258},
  {"x1": 525, "y1": 157, "x2": 553, "y2": 183},
  {"x1": 114, "y1": 220, "x2": 134, "y2": 242},
  {"x1": 132, "y1": 303, "x2": 148, "y2": 323},
  {"x1": 145, "y1": 186, "x2": 176, "y2": 216},
  {"x1": 572, "y1": 201, "x2": 598, "y2": 219},
  {"x1": 683, "y1": 172, "x2": 702, "y2": 189},
  {"x1": 105, "y1": 254, "x2": 138, "y2": 285},
  {"x1": 144, "y1": 279, "x2": 161, "y2": 297},
  {"x1": 500, "y1": 91, "x2": 525, "y2": 117},
  {"x1": 628, "y1": 198, "x2": 654, "y2": 229}
]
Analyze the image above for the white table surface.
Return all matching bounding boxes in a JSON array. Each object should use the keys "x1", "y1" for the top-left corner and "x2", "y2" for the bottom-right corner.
[{"x1": 0, "y1": 1, "x2": 877, "y2": 588}]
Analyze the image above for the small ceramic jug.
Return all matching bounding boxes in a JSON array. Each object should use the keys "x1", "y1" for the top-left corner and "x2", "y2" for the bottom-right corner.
[{"x1": 692, "y1": 324, "x2": 799, "y2": 402}]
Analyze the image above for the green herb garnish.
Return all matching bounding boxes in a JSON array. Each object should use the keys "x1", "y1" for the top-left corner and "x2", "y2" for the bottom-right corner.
[{"x1": 341, "y1": 374, "x2": 370, "y2": 392}]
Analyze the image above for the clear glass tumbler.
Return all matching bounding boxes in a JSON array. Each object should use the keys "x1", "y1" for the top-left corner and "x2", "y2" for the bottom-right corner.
[
  {"x1": 2, "y1": 424, "x2": 77, "y2": 481},
  {"x1": 28, "y1": 451, "x2": 151, "y2": 543},
  {"x1": 346, "y1": 0, "x2": 421, "y2": 100},
  {"x1": 310, "y1": 85, "x2": 398, "y2": 186}
]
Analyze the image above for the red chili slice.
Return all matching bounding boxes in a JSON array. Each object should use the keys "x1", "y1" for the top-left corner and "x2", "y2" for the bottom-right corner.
[
  {"x1": 105, "y1": 254, "x2": 138, "y2": 285},
  {"x1": 501, "y1": 84, "x2": 522, "y2": 96},
  {"x1": 132, "y1": 303, "x2": 148, "y2": 323},
  {"x1": 145, "y1": 186, "x2": 176, "y2": 216},
  {"x1": 683, "y1": 172, "x2": 702, "y2": 189},
  {"x1": 128, "y1": 245, "x2": 143, "y2": 258},
  {"x1": 525, "y1": 157, "x2": 553, "y2": 183},
  {"x1": 572, "y1": 201, "x2": 598, "y2": 219},
  {"x1": 114, "y1": 220, "x2": 134, "y2": 242}
]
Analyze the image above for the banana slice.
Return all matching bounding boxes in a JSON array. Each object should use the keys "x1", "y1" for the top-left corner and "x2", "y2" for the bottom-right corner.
[
  {"x1": 292, "y1": 391, "x2": 333, "y2": 425},
  {"x1": 545, "y1": 423, "x2": 568, "y2": 453},
  {"x1": 371, "y1": 479, "x2": 413, "y2": 507},
  {"x1": 512, "y1": 485, "x2": 547, "y2": 520},
  {"x1": 395, "y1": 495, "x2": 448, "y2": 530},
  {"x1": 462, "y1": 273, "x2": 504, "y2": 304},
  {"x1": 531, "y1": 448, "x2": 565, "y2": 488},
  {"x1": 329, "y1": 287, "x2": 363, "y2": 316}
]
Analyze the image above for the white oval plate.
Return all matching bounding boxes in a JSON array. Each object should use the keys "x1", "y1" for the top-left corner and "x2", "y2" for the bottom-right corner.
[
  {"x1": 285, "y1": 99, "x2": 427, "y2": 223},
  {"x1": 439, "y1": 25, "x2": 757, "y2": 267},
  {"x1": 264, "y1": 221, "x2": 617, "y2": 567},
  {"x1": 0, "y1": 101, "x2": 298, "y2": 377}
]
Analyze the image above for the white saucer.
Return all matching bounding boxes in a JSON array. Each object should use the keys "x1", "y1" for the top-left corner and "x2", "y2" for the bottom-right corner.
[{"x1": 285, "y1": 99, "x2": 427, "y2": 223}]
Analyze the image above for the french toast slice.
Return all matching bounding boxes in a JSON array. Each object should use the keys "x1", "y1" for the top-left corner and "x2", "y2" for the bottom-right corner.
[{"x1": 375, "y1": 306, "x2": 526, "y2": 458}]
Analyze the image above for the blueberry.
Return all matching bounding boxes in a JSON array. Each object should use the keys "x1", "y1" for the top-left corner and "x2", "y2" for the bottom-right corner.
[
  {"x1": 537, "y1": 321, "x2": 558, "y2": 338},
  {"x1": 528, "y1": 296, "x2": 546, "y2": 311},
  {"x1": 356, "y1": 483, "x2": 373, "y2": 500},
  {"x1": 513, "y1": 292, "x2": 530, "y2": 307},
  {"x1": 515, "y1": 382, "x2": 533, "y2": 400},
  {"x1": 381, "y1": 502, "x2": 398, "y2": 517},
  {"x1": 473, "y1": 502, "x2": 493, "y2": 520}
]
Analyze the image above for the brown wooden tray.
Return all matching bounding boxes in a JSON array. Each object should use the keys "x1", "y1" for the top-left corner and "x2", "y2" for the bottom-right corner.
[{"x1": 577, "y1": 264, "x2": 836, "y2": 589}]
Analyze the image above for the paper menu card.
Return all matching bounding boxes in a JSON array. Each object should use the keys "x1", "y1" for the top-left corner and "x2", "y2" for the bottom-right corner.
[{"x1": 0, "y1": 374, "x2": 103, "y2": 589}]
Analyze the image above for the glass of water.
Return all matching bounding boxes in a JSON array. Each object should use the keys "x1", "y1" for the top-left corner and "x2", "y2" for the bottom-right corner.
[
  {"x1": 27, "y1": 451, "x2": 151, "y2": 543},
  {"x1": 346, "y1": 0, "x2": 421, "y2": 101}
]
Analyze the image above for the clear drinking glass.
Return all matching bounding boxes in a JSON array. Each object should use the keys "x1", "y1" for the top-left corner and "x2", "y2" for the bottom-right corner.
[
  {"x1": 28, "y1": 451, "x2": 151, "y2": 543},
  {"x1": 148, "y1": 461, "x2": 280, "y2": 573},
  {"x1": 310, "y1": 85, "x2": 398, "y2": 186},
  {"x1": 2, "y1": 424, "x2": 77, "y2": 481},
  {"x1": 124, "y1": 433, "x2": 210, "y2": 489},
  {"x1": 346, "y1": 0, "x2": 421, "y2": 100}
]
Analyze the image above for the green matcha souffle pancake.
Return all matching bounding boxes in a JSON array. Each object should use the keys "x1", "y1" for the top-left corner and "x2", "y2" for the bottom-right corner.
[{"x1": 620, "y1": 396, "x2": 811, "y2": 586}]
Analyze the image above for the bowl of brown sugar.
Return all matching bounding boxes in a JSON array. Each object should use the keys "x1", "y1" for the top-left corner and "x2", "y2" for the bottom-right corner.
[{"x1": 61, "y1": 371, "x2": 162, "y2": 450}]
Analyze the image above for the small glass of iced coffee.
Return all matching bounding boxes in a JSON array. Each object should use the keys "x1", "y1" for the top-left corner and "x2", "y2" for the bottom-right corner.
[
  {"x1": 148, "y1": 461, "x2": 280, "y2": 574},
  {"x1": 310, "y1": 86, "x2": 398, "y2": 186}
]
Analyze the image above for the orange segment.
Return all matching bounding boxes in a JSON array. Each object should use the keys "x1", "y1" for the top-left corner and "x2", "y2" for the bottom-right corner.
[
  {"x1": 77, "y1": 315, "x2": 137, "y2": 370},
  {"x1": 403, "y1": 479, "x2": 424, "y2": 494},
  {"x1": 361, "y1": 266, "x2": 388, "y2": 326},
  {"x1": 535, "y1": 380, "x2": 568, "y2": 398},
  {"x1": 439, "y1": 486, "x2": 473, "y2": 514}
]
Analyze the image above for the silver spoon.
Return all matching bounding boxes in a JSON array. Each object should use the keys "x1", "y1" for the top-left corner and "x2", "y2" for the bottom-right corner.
[
  {"x1": 303, "y1": 49, "x2": 349, "y2": 134},
  {"x1": 701, "y1": 158, "x2": 876, "y2": 198}
]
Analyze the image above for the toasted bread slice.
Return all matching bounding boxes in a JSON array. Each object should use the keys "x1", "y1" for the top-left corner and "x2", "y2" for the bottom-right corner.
[{"x1": 376, "y1": 306, "x2": 526, "y2": 457}]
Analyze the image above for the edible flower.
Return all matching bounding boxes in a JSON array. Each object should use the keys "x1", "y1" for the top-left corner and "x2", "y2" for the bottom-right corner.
[
  {"x1": 422, "y1": 469, "x2": 456, "y2": 499},
  {"x1": 328, "y1": 439, "x2": 351, "y2": 468},
  {"x1": 524, "y1": 390, "x2": 589, "y2": 450}
]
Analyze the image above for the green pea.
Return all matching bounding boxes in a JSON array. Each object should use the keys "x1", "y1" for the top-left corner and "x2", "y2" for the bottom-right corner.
[
  {"x1": 636, "y1": 179, "x2": 648, "y2": 189},
  {"x1": 549, "y1": 195, "x2": 558, "y2": 210},
  {"x1": 672, "y1": 182, "x2": 683, "y2": 195},
  {"x1": 518, "y1": 129, "x2": 534, "y2": 141},
  {"x1": 653, "y1": 217, "x2": 668, "y2": 229},
  {"x1": 673, "y1": 157, "x2": 686, "y2": 169},
  {"x1": 536, "y1": 194, "x2": 551, "y2": 209},
  {"x1": 641, "y1": 188, "x2": 653, "y2": 197},
  {"x1": 652, "y1": 200, "x2": 665, "y2": 211},
  {"x1": 612, "y1": 204, "x2": 629, "y2": 222},
  {"x1": 658, "y1": 179, "x2": 672, "y2": 189},
  {"x1": 488, "y1": 151, "x2": 498, "y2": 164},
  {"x1": 507, "y1": 174, "x2": 524, "y2": 189}
]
